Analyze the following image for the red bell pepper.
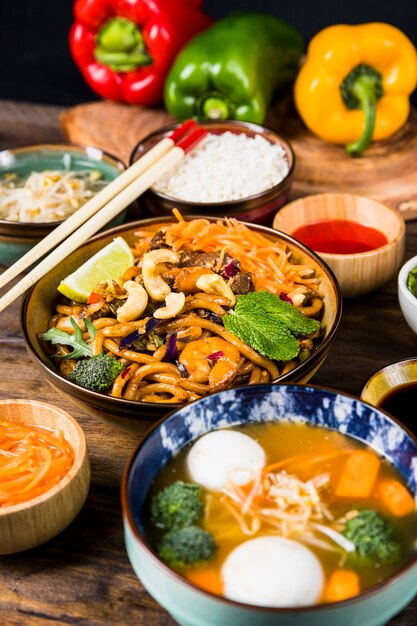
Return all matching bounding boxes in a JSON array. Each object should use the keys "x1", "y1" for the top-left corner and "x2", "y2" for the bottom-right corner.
[
  {"x1": 70, "y1": 0, "x2": 212, "y2": 105},
  {"x1": 87, "y1": 291, "x2": 105, "y2": 304}
]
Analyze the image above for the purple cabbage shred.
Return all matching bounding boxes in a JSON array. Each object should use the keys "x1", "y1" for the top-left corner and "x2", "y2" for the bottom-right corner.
[
  {"x1": 207, "y1": 350, "x2": 224, "y2": 361},
  {"x1": 119, "y1": 330, "x2": 141, "y2": 349},
  {"x1": 223, "y1": 259, "x2": 238, "y2": 278},
  {"x1": 163, "y1": 332, "x2": 178, "y2": 362},
  {"x1": 279, "y1": 292, "x2": 293, "y2": 305},
  {"x1": 146, "y1": 317, "x2": 160, "y2": 332}
]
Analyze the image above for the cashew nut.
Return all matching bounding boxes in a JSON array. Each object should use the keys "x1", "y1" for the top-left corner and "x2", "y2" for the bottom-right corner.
[
  {"x1": 142, "y1": 249, "x2": 179, "y2": 301},
  {"x1": 117, "y1": 281, "x2": 148, "y2": 322},
  {"x1": 153, "y1": 292, "x2": 186, "y2": 320},
  {"x1": 196, "y1": 274, "x2": 236, "y2": 306}
]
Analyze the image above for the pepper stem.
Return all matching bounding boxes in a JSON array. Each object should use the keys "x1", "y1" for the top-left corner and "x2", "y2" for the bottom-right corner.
[
  {"x1": 197, "y1": 93, "x2": 234, "y2": 120},
  {"x1": 340, "y1": 64, "x2": 383, "y2": 157},
  {"x1": 346, "y1": 77, "x2": 378, "y2": 156},
  {"x1": 94, "y1": 17, "x2": 152, "y2": 72}
]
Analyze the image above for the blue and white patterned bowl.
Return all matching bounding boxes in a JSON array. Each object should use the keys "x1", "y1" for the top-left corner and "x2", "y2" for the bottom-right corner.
[{"x1": 122, "y1": 384, "x2": 417, "y2": 626}]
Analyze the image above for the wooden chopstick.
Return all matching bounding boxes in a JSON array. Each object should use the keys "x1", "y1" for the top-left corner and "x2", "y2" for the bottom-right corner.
[
  {"x1": 0, "y1": 119, "x2": 197, "y2": 291},
  {"x1": 0, "y1": 125, "x2": 207, "y2": 314}
]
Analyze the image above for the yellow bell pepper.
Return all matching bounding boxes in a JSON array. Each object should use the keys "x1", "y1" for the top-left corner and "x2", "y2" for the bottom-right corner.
[{"x1": 294, "y1": 23, "x2": 417, "y2": 156}]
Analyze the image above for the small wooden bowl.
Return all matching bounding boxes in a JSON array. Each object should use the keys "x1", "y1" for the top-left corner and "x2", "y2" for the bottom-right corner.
[
  {"x1": 0, "y1": 399, "x2": 90, "y2": 554},
  {"x1": 273, "y1": 193, "x2": 406, "y2": 298}
]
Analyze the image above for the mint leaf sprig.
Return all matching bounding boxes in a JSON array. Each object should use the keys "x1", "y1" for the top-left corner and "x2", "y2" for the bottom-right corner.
[
  {"x1": 223, "y1": 291, "x2": 320, "y2": 361},
  {"x1": 41, "y1": 316, "x2": 98, "y2": 360}
]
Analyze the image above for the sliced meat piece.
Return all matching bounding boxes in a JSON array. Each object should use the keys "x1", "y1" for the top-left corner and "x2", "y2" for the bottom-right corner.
[
  {"x1": 179, "y1": 250, "x2": 218, "y2": 269},
  {"x1": 156, "y1": 262, "x2": 179, "y2": 288},
  {"x1": 229, "y1": 272, "x2": 254, "y2": 294},
  {"x1": 179, "y1": 250, "x2": 236, "y2": 271},
  {"x1": 160, "y1": 266, "x2": 180, "y2": 287},
  {"x1": 148, "y1": 230, "x2": 170, "y2": 251}
]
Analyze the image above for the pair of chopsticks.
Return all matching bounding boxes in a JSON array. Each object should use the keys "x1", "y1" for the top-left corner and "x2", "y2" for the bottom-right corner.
[{"x1": 0, "y1": 120, "x2": 207, "y2": 313}]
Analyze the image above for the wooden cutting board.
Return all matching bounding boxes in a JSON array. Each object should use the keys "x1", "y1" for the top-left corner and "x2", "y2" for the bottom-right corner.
[{"x1": 61, "y1": 98, "x2": 417, "y2": 221}]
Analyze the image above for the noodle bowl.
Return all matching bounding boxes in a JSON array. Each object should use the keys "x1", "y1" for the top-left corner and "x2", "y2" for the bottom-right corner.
[
  {"x1": 43, "y1": 213, "x2": 329, "y2": 405},
  {"x1": 22, "y1": 216, "x2": 341, "y2": 421}
]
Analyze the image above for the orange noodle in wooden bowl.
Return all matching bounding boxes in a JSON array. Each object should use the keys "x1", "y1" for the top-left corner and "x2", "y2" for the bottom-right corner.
[
  {"x1": 0, "y1": 399, "x2": 90, "y2": 554},
  {"x1": 0, "y1": 420, "x2": 74, "y2": 508}
]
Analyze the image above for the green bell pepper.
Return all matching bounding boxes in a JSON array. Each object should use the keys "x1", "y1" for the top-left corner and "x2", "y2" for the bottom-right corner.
[{"x1": 164, "y1": 12, "x2": 304, "y2": 124}]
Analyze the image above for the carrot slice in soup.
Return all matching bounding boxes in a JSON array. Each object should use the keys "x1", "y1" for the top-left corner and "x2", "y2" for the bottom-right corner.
[
  {"x1": 378, "y1": 479, "x2": 415, "y2": 517},
  {"x1": 324, "y1": 570, "x2": 360, "y2": 603},
  {"x1": 185, "y1": 567, "x2": 223, "y2": 596},
  {"x1": 335, "y1": 450, "x2": 380, "y2": 498}
]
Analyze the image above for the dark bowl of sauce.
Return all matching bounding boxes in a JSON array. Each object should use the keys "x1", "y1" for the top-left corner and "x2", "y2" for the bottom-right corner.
[
  {"x1": 273, "y1": 193, "x2": 406, "y2": 299},
  {"x1": 361, "y1": 358, "x2": 417, "y2": 435}
]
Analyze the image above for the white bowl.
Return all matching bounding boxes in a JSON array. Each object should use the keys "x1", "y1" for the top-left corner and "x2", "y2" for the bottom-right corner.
[{"x1": 398, "y1": 254, "x2": 417, "y2": 334}]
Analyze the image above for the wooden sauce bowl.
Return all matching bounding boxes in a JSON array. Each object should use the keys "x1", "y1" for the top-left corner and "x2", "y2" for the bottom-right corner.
[
  {"x1": 273, "y1": 193, "x2": 406, "y2": 298},
  {"x1": 0, "y1": 399, "x2": 90, "y2": 554}
]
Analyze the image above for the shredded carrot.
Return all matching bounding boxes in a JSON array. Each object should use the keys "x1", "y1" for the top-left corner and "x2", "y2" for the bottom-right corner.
[
  {"x1": 0, "y1": 420, "x2": 74, "y2": 507},
  {"x1": 172, "y1": 207, "x2": 185, "y2": 222},
  {"x1": 161, "y1": 216, "x2": 320, "y2": 298}
]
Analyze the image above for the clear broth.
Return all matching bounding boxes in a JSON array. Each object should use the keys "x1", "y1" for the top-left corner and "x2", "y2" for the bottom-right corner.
[{"x1": 144, "y1": 422, "x2": 417, "y2": 603}]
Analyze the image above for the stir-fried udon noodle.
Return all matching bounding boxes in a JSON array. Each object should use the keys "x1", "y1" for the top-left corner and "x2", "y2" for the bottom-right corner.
[{"x1": 45, "y1": 213, "x2": 324, "y2": 403}]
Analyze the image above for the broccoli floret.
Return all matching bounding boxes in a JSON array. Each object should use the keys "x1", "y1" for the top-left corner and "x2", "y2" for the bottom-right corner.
[
  {"x1": 158, "y1": 525, "x2": 216, "y2": 570},
  {"x1": 343, "y1": 510, "x2": 401, "y2": 565},
  {"x1": 69, "y1": 354, "x2": 124, "y2": 392},
  {"x1": 151, "y1": 481, "x2": 203, "y2": 530}
]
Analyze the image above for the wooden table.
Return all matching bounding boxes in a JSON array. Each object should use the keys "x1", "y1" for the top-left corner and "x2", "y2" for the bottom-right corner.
[{"x1": 0, "y1": 99, "x2": 416, "y2": 625}]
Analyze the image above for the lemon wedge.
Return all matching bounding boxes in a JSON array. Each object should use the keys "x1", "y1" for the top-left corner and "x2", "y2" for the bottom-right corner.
[{"x1": 57, "y1": 236, "x2": 134, "y2": 302}]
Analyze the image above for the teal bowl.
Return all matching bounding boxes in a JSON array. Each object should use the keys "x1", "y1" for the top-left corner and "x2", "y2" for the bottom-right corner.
[
  {"x1": 122, "y1": 384, "x2": 417, "y2": 626},
  {"x1": 0, "y1": 143, "x2": 126, "y2": 266}
]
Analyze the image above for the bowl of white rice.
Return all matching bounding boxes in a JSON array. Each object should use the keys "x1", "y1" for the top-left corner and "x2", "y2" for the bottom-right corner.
[{"x1": 130, "y1": 121, "x2": 295, "y2": 224}]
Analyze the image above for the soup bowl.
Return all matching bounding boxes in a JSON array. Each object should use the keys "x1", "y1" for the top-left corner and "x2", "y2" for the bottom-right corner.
[
  {"x1": 21, "y1": 216, "x2": 341, "y2": 430},
  {"x1": 130, "y1": 120, "x2": 295, "y2": 225},
  {"x1": 273, "y1": 193, "x2": 406, "y2": 299},
  {"x1": 122, "y1": 384, "x2": 417, "y2": 626},
  {"x1": 0, "y1": 143, "x2": 126, "y2": 267}
]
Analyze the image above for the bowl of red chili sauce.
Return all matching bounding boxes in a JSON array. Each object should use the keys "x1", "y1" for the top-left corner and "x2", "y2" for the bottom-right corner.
[{"x1": 273, "y1": 193, "x2": 405, "y2": 298}]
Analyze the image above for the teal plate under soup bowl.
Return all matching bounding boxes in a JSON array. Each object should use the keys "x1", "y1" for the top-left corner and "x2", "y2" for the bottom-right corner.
[
  {"x1": 0, "y1": 143, "x2": 126, "y2": 266},
  {"x1": 122, "y1": 384, "x2": 417, "y2": 626}
]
